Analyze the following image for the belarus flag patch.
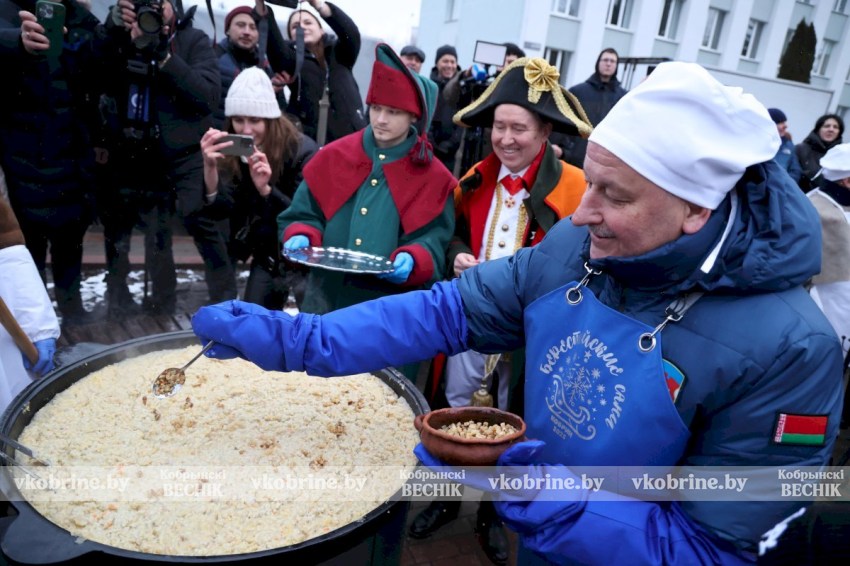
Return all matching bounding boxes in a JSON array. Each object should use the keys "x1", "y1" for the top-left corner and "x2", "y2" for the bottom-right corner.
[{"x1": 772, "y1": 413, "x2": 828, "y2": 446}]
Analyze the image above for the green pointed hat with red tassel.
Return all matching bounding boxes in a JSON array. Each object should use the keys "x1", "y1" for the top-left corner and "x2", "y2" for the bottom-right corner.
[{"x1": 366, "y1": 43, "x2": 437, "y2": 164}]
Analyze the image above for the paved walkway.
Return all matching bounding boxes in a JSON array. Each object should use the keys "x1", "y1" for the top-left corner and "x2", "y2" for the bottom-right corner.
[{"x1": 80, "y1": 224, "x2": 205, "y2": 268}]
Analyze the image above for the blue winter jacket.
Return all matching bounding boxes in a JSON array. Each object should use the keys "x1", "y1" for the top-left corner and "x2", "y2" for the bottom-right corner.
[
  {"x1": 195, "y1": 160, "x2": 843, "y2": 564},
  {"x1": 772, "y1": 136, "x2": 802, "y2": 185}
]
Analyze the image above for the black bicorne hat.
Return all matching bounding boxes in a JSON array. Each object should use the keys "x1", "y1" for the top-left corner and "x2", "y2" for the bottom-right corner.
[{"x1": 453, "y1": 57, "x2": 593, "y2": 137}]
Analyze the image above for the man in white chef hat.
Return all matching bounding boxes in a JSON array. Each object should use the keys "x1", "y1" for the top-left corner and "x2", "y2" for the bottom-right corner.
[
  {"x1": 806, "y1": 142, "x2": 850, "y2": 356},
  {"x1": 193, "y1": 62, "x2": 845, "y2": 564}
]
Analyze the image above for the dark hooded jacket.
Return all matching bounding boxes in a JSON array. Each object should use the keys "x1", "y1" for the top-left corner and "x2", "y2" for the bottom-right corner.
[{"x1": 557, "y1": 53, "x2": 627, "y2": 168}]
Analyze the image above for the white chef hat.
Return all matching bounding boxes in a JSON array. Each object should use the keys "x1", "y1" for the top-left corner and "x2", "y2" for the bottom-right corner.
[
  {"x1": 589, "y1": 62, "x2": 780, "y2": 210},
  {"x1": 819, "y1": 143, "x2": 850, "y2": 182}
]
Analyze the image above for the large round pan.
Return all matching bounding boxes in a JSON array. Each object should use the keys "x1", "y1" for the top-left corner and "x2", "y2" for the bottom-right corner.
[{"x1": 0, "y1": 331, "x2": 428, "y2": 564}]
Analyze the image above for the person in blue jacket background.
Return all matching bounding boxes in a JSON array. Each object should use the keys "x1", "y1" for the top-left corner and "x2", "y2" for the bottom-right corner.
[
  {"x1": 192, "y1": 62, "x2": 844, "y2": 565},
  {"x1": 767, "y1": 107, "x2": 802, "y2": 186}
]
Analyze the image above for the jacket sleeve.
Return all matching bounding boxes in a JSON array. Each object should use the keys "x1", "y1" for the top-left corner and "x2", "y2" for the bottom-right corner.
[
  {"x1": 291, "y1": 280, "x2": 468, "y2": 374},
  {"x1": 0, "y1": 246, "x2": 61, "y2": 343},
  {"x1": 794, "y1": 143, "x2": 816, "y2": 191},
  {"x1": 276, "y1": 179, "x2": 326, "y2": 244},
  {"x1": 442, "y1": 71, "x2": 463, "y2": 106},
  {"x1": 261, "y1": 4, "x2": 289, "y2": 73},
  {"x1": 324, "y1": 2, "x2": 360, "y2": 69},
  {"x1": 158, "y1": 30, "x2": 221, "y2": 116},
  {"x1": 455, "y1": 249, "x2": 530, "y2": 353},
  {"x1": 393, "y1": 195, "x2": 455, "y2": 287},
  {"x1": 498, "y1": 494, "x2": 751, "y2": 565},
  {"x1": 787, "y1": 148, "x2": 803, "y2": 185},
  {"x1": 0, "y1": 6, "x2": 24, "y2": 59}
]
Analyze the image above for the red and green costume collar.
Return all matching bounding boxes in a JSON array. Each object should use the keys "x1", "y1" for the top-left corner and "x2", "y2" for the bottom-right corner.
[{"x1": 301, "y1": 127, "x2": 456, "y2": 235}]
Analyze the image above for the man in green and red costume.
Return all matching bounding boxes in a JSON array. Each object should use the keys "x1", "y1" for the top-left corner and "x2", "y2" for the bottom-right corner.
[{"x1": 278, "y1": 43, "x2": 456, "y2": 322}]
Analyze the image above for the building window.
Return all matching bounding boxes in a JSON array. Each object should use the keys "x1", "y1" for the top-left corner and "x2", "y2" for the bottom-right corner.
[
  {"x1": 834, "y1": 0, "x2": 849, "y2": 13},
  {"x1": 552, "y1": 0, "x2": 581, "y2": 17},
  {"x1": 658, "y1": 0, "x2": 684, "y2": 39},
  {"x1": 813, "y1": 39, "x2": 836, "y2": 75},
  {"x1": 446, "y1": 0, "x2": 461, "y2": 22},
  {"x1": 702, "y1": 7, "x2": 726, "y2": 49},
  {"x1": 741, "y1": 19, "x2": 765, "y2": 59},
  {"x1": 607, "y1": 0, "x2": 633, "y2": 28},
  {"x1": 544, "y1": 47, "x2": 571, "y2": 84}
]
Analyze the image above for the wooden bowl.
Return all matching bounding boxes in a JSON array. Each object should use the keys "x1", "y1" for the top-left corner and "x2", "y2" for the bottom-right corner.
[{"x1": 414, "y1": 407, "x2": 527, "y2": 466}]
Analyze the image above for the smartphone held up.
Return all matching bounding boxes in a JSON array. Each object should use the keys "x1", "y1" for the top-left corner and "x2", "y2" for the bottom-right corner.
[
  {"x1": 35, "y1": 0, "x2": 65, "y2": 59},
  {"x1": 219, "y1": 134, "x2": 255, "y2": 157}
]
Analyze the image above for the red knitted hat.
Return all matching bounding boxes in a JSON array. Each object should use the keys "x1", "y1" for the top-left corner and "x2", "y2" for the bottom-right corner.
[{"x1": 225, "y1": 6, "x2": 255, "y2": 32}]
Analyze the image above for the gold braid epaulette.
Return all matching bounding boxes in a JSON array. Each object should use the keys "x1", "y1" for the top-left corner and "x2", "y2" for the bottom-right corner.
[{"x1": 452, "y1": 57, "x2": 593, "y2": 138}]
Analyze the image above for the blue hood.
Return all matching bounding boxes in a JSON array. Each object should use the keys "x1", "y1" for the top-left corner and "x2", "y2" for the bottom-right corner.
[{"x1": 588, "y1": 160, "x2": 822, "y2": 296}]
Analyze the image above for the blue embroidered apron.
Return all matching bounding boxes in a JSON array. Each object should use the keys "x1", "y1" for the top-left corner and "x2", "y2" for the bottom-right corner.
[{"x1": 523, "y1": 266, "x2": 694, "y2": 466}]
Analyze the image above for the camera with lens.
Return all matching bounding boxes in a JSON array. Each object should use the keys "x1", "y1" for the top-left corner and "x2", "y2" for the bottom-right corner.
[{"x1": 134, "y1": 0, "x2": 163, "y2": 36}]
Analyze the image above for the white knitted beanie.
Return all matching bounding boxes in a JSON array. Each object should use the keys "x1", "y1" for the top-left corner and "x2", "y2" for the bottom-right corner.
[{"x1": 225, "y1": 67, "x2": 282, "y2": 119}]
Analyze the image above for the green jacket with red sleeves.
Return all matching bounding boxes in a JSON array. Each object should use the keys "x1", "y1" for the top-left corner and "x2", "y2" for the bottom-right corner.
[{"x1": 277, "y1": 125, "x2": 456, "y2": 314}]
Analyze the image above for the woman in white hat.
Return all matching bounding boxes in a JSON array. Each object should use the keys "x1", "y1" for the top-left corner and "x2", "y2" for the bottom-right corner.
[{"x1": 200, "y1": 67, "x2": 318, "y2": 310}]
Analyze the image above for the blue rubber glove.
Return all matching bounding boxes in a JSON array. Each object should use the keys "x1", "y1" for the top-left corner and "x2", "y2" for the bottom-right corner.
[
  {"x1": 23, "y1": 338, "x2": 56, "y2": 376},
  {"x1": 377, "y1": 252, "x2": 413, "y2": 284},
  {"x1": 192, "y1": 300, "x2": 295, "y2": 371},
  {"x1": 413, "y1": 442, "x2": 498, "y2": 492},
  {"x1": 283, "y1": 235, "x2": 309, "y2": 251},
  {"x1": 413, "y1": 440, "x2": 550, "y2": 497},
  {"x1": 490, "y1": 443, "x2": 747, "y2": 565}
]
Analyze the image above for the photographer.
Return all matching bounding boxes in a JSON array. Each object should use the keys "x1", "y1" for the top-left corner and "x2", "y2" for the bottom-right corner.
[
  {"x1": 0, "y1": 0, "x2": 106, "y2": 325},
  {"x1": 97, "y1": 0, "x2": 236, "y2": 315},
  {"x1": 263, "y1": 0, "x2": 365, "y2": 145}
]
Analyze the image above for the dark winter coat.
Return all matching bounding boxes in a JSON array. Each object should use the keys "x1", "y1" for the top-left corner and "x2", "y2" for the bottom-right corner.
[
  {"x1": 558, "y1": 72, "x2": 627, "y2": 168},
  {"x1": 209, "y1": 133, "x2": 318, "y2": 268},
  {"x1": 0, "y1": 0, "x2": 103, "y2": 220},
  {"x1": 796, "y1": 130, "x2": 843, "y2": 192},
  {"x1": 213, "y1": 11, "x2": 283, "y2": 127},
  {"x1": 428, "y1": 68, "x2": 463, "y2": 166},
  {"x1": 100, "y1": 11, "x2": 220, "y2": 215},
  {"x1": 266, "y1": 2, "x2": 365, "y2": 143}
]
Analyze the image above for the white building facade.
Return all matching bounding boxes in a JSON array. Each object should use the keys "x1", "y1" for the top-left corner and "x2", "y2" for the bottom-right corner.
[{"x1": 417, "y1": 0, "x2": 850, "y2": 141}]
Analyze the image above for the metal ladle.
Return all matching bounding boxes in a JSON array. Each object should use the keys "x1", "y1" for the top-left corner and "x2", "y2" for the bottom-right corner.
[{"x1": 152, "y1": 341, "x2": 215, "y2": 398}]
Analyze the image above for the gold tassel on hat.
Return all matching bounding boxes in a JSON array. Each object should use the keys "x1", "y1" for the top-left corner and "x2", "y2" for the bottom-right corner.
[{"x1": 470, "y1": 354, "x2": 501, "y2": 408}]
